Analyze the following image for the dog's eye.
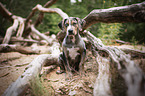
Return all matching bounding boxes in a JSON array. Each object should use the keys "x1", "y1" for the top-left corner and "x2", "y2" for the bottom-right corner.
[
  {"x1": 65, "y1": 23, "x2": 69, "y2": 27},
  {"x1": 73, "y1": 23, "x2": 76, "y2": 25}
]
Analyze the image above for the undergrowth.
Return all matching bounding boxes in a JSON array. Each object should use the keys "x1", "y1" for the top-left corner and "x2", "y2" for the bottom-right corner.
[{"x1": 29, "y1": 76, "x2": 53, "y2": 96}]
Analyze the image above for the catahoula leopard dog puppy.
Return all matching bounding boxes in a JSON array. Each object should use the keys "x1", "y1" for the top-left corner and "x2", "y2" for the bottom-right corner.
[{"x1": 57, "y1": 17, "x2": 86, "y2": 78}]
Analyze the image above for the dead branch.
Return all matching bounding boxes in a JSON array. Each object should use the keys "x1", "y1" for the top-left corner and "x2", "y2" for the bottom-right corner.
[
  {"x1": 2, "y1": 15, "x2": 25, "y2": 44},
  {"x1": 10, "y1": 37, "x2": 39, "y2": 43},
  {"x1": 0, "y1": 2, "x2": 13, "y2": 22},
  {"x1": 0, "y1": 37, "x2": 40, "y2": 43},
  {"x1": 33, "y1": 4, "x2": 68, "y2": 19},
  {"x1": 115, "y1": 39, "x2": 130, "y2": 44},
  {"x1": 16, "y1": 17, "x2": 25, "y2": 38},
  {"x1": 2, "y1": 16, "x2": 19, "y2": 44},
  {"x1": 83, "y1": 1, "x2": 145, "y2": 30},
  {"x1": 2, "y1": 42, "x2": 60, "y2": 96},
  {"x1": 0, "y1": 44, "x2": 40, "y2": 54},
  {"x1": 31, "y1": 25, "x2": 53, "y2": 44}
]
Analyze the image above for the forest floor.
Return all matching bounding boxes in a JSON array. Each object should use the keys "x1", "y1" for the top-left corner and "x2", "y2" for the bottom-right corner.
[{"x1": 0, "y1": 44, "x2": 145, "y2": 96}]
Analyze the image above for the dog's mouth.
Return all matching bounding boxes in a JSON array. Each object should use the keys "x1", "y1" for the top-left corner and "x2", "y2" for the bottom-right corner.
[{"x1": 68, "y1": 35, "x2": 74, "y2": 39}]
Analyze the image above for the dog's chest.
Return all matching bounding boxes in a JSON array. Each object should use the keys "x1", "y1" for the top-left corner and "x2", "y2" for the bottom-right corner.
[{"x1": 67, "y1": 46, "x2": 80, "y2": 60}]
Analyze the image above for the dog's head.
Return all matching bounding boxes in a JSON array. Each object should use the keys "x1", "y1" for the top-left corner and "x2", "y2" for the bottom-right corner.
[{"x1": 58, "y1": 17, "x2": 85, "y2": 36}]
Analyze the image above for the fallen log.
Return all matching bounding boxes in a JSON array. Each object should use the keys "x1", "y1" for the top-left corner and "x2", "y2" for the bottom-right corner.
[
  {"x1": 84, "y1": 31, "x2": 145, "y2": 96},
  {"x1": 0, "y1": 44, "x2": 40, "y2": 54},
  {"x1": 2, "y1": 42, "x2": 60, "y2": 96}
]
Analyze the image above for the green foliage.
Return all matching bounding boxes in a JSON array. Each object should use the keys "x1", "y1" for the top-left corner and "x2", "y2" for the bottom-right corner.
[
  {"x1": 30, "y1": 77, "x2": 50, "y2": 96},
  {"x1": 98, "y1": 23, "x2": 121, "y2": 39},
  {"x1": 37, "y1": 13, "x2": 62, "y2": 34},
  {"x1": 119, "y1": 23, "x2": 145, "y2": 44},
  {"x1": 97, "y1": 23, "x2": 122, "y2": 44}
]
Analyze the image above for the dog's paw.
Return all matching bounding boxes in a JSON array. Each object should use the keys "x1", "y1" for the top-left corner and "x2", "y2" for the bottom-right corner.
[{"x1": 56, "y1": 70, "x2": 65, "y2": 74}]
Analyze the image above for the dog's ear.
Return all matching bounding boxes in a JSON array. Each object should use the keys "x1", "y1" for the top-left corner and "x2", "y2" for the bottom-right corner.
[
  {"x1": 58, "y1": 19, "x2": 68, "y2": 30},
  {"x1": 76, "y1": 18, "x2": 86, "y2": 31},
  {"x1": 58, "y1": 21, "x2": 63, "y2": 30}
]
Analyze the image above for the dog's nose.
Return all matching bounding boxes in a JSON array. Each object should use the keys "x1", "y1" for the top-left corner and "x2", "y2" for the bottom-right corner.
[{"x1": 68, "y1": 29, "x2": 73, "y2": 34}]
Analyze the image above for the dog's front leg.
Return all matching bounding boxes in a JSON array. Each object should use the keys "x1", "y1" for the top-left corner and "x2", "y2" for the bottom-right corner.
[
  {"x1": 79, "y1": 49, "x2": 86, "y2": 76},
  {"x1": 63, "y1": 48, "x2": 73, "y2": 80}
]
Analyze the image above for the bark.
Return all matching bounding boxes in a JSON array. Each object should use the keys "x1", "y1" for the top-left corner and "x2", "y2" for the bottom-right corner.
[
  {"x1": 16, "y1": 17, "x2": 25, "y2": 38},
  {"x1": 0, "y1": 44, "x2": 40, "y2": 54},
  {"x1": 93, "y1": 55, "x2": 112, "y2": 96},
  {"x1": 83, "y1": 1, "x2": 145, "y2": 30},
  {"x1": 2, "y1": 16, "x2": 19, "y2": 44},
  {"x1": 84, "y1": 31, "x2": 145, "y2": 96},
  {"x1": 2, "y1": 42, "x2": 60, "y2": 96},
  {"x1": 10, "y1": 37, "x2": 39, "y2": 43}
]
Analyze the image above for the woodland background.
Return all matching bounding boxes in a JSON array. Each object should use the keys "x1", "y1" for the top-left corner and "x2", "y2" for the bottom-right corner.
[{"x1": 1, "y1": 0, "x2": 145, "y2": 45}]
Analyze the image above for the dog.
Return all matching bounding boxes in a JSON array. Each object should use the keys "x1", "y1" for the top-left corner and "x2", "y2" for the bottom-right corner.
[{"x1": 57, "y1": 17, "x2": 86, "y2": 78}]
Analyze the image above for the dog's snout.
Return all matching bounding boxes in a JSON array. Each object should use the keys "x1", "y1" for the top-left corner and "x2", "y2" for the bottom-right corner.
[
  {"x1": 68, "y1": 29, "x2": 73, "y2": 34},
  {"x1": 68, "y1": 29, "x2": 73, "y2": 33}
]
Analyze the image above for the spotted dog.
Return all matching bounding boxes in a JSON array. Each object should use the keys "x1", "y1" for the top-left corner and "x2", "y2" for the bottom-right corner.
[{"x1": 57, "y1": 17, "x2": 86, "y2": 77}]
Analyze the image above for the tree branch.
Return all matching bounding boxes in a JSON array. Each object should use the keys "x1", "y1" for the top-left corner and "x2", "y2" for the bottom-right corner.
[
  {"x1": 0, "y1": 44, "x2": 40, "y2": 54},
  {"x1": 33, "y1": 4, "x2": 68, "y2": 19},
  {"x1": 2, "y1": 16, "x2": 19, "y2": 44},
  {"x1": 2, "y1": 16, "x2": 25, "y2": 44},
  {"x1": 0, "y1": 2, "x2": 13, "y2": 22},
  {"x1": 34, "y1": 0, "x2": 58, "y2": 27},
  {"x1": 83, "y1": 1, "x2": 145, "y2": 30},
  {"x1": 30, "y1": 25, "x2": 53, "y2": 44}
]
